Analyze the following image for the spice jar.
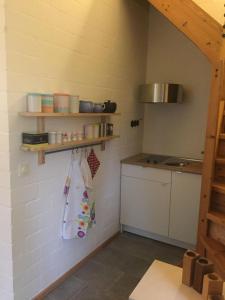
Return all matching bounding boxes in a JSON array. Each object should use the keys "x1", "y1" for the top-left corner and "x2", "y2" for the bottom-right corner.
[{"x1": 56, "y1": 132, "x2": 62, "y2": 144}]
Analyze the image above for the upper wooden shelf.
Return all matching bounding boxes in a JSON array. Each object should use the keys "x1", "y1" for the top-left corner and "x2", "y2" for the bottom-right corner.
[{"x1": 19, "y1": 112, "x2": 121, "y2": 117}]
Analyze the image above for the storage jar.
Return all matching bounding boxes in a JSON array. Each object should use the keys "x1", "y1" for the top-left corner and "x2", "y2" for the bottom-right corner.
[
  {"x1": 48, "y1": 132, "x2": 57, "y2": 144},
  {"x1": 93, "y1": 124, "x2": 100, "y2": 138},
  {"x1": 42, "y1": 94, "x2": 53, "y2": 113},
  {"x1": 70, "y1": 95, "x2": 79, "y2": 113},
  {"x1": 27, "y1": 93, "x2": 42, "y2": 112},
  {"x1": 54, "y1": 93, "x2": 70, "y2": 113},
  {"x1": 84, "y1": 124, "x2": 94, "y2": 139}
]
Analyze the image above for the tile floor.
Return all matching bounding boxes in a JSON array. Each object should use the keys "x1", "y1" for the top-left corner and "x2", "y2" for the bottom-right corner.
[{"x1": 43, "y1": 232, "x2": 185, "y2": 300}]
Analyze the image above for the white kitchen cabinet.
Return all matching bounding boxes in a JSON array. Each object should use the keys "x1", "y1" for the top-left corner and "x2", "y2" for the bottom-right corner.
[
  {"x1": 121, "y1": 165, "x2": 171, "y2": 237},
  {"x1": 169, "y1": 171, "x2": 201, "y2": 245}
]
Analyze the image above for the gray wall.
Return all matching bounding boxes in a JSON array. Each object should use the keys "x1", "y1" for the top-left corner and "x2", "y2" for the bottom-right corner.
[{"x1": 142, "y1": 6, "x2": 211, "y2": 159}]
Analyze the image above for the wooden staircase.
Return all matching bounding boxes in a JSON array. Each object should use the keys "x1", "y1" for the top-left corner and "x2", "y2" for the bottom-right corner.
[
  {"x1": 198, "y1": 94, "x2": 225, "y2": 279},
  {"x1": 147, "y1": 0, "x2": 225, "y2": 279}
]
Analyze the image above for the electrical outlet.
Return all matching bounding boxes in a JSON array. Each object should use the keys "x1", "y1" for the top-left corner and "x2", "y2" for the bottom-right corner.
[{"x1": 18, "y1": 163, "x2": 30, "y2": 177}]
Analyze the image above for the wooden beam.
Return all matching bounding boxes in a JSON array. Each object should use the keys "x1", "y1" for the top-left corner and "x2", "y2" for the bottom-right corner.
[{"x1": 148, "y1": 0, "x2": 222, "y2": 64}]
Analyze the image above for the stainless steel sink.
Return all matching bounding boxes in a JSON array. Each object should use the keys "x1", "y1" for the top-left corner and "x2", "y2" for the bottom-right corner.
[
  {"x1": 140, "y1": 154, "x2": 171, "y2": 165},
  {"x1": 163, "y1": 158, "x2": 190, "y2": 167},
  {"x1": 139, "y1": 154, "x2": 193, "y2": 167}
]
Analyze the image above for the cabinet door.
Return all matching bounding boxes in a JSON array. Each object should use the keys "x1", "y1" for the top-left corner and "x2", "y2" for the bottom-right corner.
[
  {"x1": 169, "y1": 172, "x2": 201, "y2": 245},
  {"x1": 121, "y1": 176, "x2": 171, "y2": 236}
]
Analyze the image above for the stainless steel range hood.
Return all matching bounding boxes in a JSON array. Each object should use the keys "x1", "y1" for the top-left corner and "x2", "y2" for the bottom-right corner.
[{"x1": 139, "y1": 83, "x2": 183, "y2": 104}]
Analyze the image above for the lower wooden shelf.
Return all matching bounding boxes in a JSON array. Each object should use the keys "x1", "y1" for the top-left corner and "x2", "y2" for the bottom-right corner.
[{"x1": 21, "y1": 135, "x2": 120, "y2": 164}]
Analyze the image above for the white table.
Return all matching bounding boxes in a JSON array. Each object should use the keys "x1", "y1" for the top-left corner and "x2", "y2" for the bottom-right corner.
[{"x1": 129, "y1": 260, "x2": 225, "y2": 300}]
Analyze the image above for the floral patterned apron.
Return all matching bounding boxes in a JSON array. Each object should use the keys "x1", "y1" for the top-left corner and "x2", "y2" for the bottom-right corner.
[{"x1": 62, "y1": 155, "x2": 95, "y2": 239}]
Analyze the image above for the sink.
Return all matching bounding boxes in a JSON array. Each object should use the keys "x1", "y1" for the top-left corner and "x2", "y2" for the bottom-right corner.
[
  {"x1": 163, "y1": 158, "x2": 189, "y2": 167},
  {"x1": 139, "y1": 154, "x2": 193, "y2": 167},
  {"x1": 164, "y1": 161, "x2": 188, "y2": 167},
  {"x1": 140, "y1": 154, "x2": 171, "y2": 165}
]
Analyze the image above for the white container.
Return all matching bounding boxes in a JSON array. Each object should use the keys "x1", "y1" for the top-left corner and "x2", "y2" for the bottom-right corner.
[
  {"x1": 84, "y1": 124, "x2": 94, "y2": 139},
  {"x1": 72, "y1": 132, "x2": 77, "y2": 141},
  {"x1": 56, "y1": 132, "x2": 62, "y2": 144},
  {"x1": 27, "y1": 93, "x2": 42, "y2": 112},
  {"x1": 48, "y1": 132, "x2": 56, "y2": 144},
  {"x1": 93, "y1": 124, "x2": 100, "y2": 138},
  {"x1": 70, "y1": 95, "x2": 79, "y2": 113},
  {"x1": 77, "y1": 132, "x2": 84, "y2": 141},
  {"x1": 54, "y1": 93, "x2": 70, "y2": 113}
]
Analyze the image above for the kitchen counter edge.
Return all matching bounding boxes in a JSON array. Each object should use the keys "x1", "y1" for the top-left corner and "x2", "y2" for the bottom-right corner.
[{"x1": 121, "y1": 153, "x2": 202, "y2": 175}]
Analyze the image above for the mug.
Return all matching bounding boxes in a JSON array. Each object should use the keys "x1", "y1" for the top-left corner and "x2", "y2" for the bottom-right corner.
[{"x1": 93, "y1": 103, "x2": 105, "y2": 113}]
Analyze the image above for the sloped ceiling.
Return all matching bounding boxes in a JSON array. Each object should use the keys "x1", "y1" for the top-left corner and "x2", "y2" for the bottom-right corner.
[{"x1": 193, "y1": 0, "x2": 224, "y2": 24}]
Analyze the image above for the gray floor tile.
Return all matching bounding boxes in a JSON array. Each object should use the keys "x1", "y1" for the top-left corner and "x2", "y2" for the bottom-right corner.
[
  {"x1": 91, "y1": 246, "x2": 151, "y2": 278},
  {"x1": 44, "y1": 275, "x2": 87, "y2": 300},
  {"x1": 74, "y1": 260, "x2": 123, "y2": 290},
  {"x1": 43, "y1": 233, "x2": 185, "y2": 300}
]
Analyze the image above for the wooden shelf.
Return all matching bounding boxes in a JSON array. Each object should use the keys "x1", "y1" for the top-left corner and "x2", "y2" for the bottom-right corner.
[
  {"x1": 207, "y1": 211, "x2": 225, "y2": 226},
  {"x1": 200, "y1": 236, "x2": 225, "y2": 256},
  {"x1": 212, "y1": 182, "x2": 225, "y2": 195},
  {"x1": 19, "y1": 111, "x2": 121, "y2": 164},
  {"x1": 21, "y1": 136, "x2": 119, "y2": 153},
  {"x1": 19, "y1": 112, "x2": 121, "y2": 117}
]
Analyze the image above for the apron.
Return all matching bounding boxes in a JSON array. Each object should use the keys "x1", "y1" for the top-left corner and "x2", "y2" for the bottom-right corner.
[{"x1": 62, "y1": 153, "x2": 95, "y2": 239}]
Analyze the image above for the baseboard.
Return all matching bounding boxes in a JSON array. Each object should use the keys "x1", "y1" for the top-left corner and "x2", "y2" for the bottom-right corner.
[
  {"x1": 33, "y1": 232, "x2": 120, "y2": 300},
  {"x1": 122, "y1": 225, "x2": 195, "y2": 250}
]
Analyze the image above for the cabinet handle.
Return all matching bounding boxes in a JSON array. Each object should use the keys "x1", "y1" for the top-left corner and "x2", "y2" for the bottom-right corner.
[
  {"x1": 161, "y1": 182, "x2": 170, "y2": 186},
  {"x1": 175, "y1": 171, "x2": 183, "y2": 174}
]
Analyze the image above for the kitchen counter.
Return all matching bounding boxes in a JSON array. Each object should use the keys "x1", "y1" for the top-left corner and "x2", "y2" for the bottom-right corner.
[{"x1": 121, "y1": 153, "x2": 202, "y2": 175}]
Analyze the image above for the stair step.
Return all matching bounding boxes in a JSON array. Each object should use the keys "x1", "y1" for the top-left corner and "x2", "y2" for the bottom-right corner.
[
  {"x1": 207, "y1": 211, "x2": 225, "y2": 226},
  {"x1": 216, "y1": 157, "x2": 225, "y2": 164},
  {"x1": 212, "y1": 182, "x2": 225, "y2": 194},
  {"x1": 200, "y1": 236, "x2": 225, "y2": 256}
]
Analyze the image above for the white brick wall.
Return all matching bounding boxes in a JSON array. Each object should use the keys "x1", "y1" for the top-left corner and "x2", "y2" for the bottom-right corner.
[
  {"x1": 3, "y1": 0, "x2": 149, "y2": 299},
  {"x1": 0, "y1": 1, "x2": 14, "y2": 299}
]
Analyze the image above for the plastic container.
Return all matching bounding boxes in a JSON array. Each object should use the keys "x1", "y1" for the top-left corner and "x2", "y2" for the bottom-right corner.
[
  {"x1": 27, "y1": 93, "x2": 42, "y2": 112},
  {"x1": 53, "y1": 93, "x2": 70, "y2": 113},
  {"x1": 42, "y1": 94, "x2": 54, "y2": 113},
  {"x1": 70, "y1": 95, "x2": 79, "y2": 113},
  {"x1": 48, "y1": 132, "x2": 56, "y2": 144},
  {"x1": 84, "y1": 124, "x2": 94, "y2": 139}
]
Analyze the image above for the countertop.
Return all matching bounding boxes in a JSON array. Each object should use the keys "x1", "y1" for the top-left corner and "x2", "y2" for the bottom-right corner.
[
  {"x1": 129, "y1": 260, "x2": 225, "y2": 300},
  {"x1": 121, "y1": 153, "x2": 203, "y2": 175}
]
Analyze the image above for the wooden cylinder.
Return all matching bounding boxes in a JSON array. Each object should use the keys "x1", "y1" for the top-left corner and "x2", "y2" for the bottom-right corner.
[
  {"x1": 182, "y1": 250, "x2": 200, "y2": 286},
  {"x1": 202, "y1": 273, "x2": 224, "y2": 300},
  {"x1": 193, "y1": 257, "x2": 214, "y2": 293}
]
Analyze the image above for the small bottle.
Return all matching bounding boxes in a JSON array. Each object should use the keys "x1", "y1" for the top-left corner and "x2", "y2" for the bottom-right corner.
[
  {"x1": 63, "y1": 132, "x2": 68, "y2": 143},
  {"x1": 67, "y1": 132, "x2": 71, "y2": 142},
  {"x1": 56, "y1": 132, "x2": 62, "y2": 144},
  {"x1": 72, "y1": 132, "x2": 77, "y2": 141}
]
